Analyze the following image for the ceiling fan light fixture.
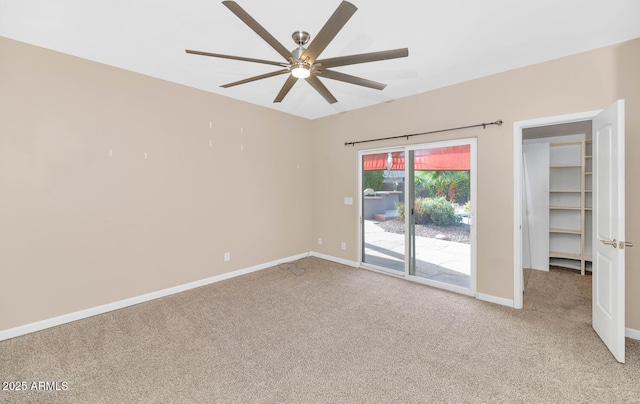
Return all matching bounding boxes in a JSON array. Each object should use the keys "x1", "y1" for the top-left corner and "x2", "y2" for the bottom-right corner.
[{"x1": 291, "y1": 62, "x2": 311, "y2": 79}]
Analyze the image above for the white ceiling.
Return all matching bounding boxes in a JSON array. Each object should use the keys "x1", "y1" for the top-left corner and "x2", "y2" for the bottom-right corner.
[{"x1": 2, "y1": 0, "x2": 639, "y2": 120}]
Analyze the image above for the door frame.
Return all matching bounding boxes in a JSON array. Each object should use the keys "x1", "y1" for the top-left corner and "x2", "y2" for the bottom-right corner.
[
  {"x1": 513, "y1": 109, "x2": 601, "y2": 309},
  {"x1": 358, "y1": 138, "x2": 477, "y2": 297}
]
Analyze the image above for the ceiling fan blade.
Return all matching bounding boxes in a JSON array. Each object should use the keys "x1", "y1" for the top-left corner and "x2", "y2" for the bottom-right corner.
[
  {"x1": 222, "y1": 1, "x2": 292, "y2": 61},
  {"x1": 221, "y1": 69, "x2": 290, "y2": 88},
  {"x1": 305, "y1": 76, "x2": 338, "y2": 104},
  {"x1": 317, "y1": 48, "x2": 409, "y2": 68},
  {"x1": 301, "y1": 1, "x2": 357, "y2": 63},
  {"x1": 185, "y1": 50, "x2": 286, "y2": 67},
  {"x1": 273, "y1": 75, "x2": 298, "y2": 103},
  {"x1": 319, "y1": 69, "x2": 386, "y2": 90}
]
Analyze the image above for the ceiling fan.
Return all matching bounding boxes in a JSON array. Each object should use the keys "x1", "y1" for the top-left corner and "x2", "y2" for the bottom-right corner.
[{"x1": 185, "y1": 1, "x2": 409, "y2": 104}]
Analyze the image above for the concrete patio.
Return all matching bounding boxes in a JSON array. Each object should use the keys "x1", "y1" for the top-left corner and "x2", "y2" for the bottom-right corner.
[{"x1": 363, "y1": 220, "x2": 471, "y2": 288}]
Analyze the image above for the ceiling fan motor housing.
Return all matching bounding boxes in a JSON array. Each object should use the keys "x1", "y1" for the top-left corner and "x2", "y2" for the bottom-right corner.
[{"x1": 291, "y1": 46, "x2": 306, "y2": 60}]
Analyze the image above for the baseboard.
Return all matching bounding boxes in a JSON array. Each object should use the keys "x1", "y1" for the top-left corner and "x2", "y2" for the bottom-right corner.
[
  {"x1": 0, "y1": 252, "x2": 309, "y2": 342},
  {"x1": 476, "y1": 292, "x2": 515, "y2": 308},
  {"x1": 4, "y1": 252, "x2": 632, "y2": 343},
  {"x1": 309, "y1": 251, "x2": 359, "y2": 268},
  {"x1": 626, "y1": 327, "x2": 640, "y2": 340}
]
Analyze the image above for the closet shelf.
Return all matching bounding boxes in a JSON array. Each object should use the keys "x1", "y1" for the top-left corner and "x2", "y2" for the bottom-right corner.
[
  {"x1": 550, "y1": 206, "x2": 580, "y2": 210},
  {"x1": 550, "y1": 165, "x2": 581, "y2": 168},
  {"x1": 550, "y1": 228, "x2": 581, "y2": 234},
  {"x1": 550, "y1": 190, "x2": 581, "y2": 193},
  {"x1": 550, "y1": 251, "x2": 582, "y2": 260}
]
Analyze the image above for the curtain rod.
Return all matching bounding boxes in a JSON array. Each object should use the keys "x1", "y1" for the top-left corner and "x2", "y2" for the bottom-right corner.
[{"x1": 344, "y1": 119, "x2": 503, "y2": 146}]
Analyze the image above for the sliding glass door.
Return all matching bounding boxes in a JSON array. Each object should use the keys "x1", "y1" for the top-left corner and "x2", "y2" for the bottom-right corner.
[
  {"x1": 407, "y1": 142, "x2": 474, "y2": 290},
  {"x1": 361, "y1": 150, "x2": 406, "y2": 272},
  {"x1": 360, "y1": 139, "x2": 476, "y2": 294}
]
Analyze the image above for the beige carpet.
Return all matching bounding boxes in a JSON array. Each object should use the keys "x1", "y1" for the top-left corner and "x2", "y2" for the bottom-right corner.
[{"x1": 1, "y1": 257, "x2": 639, "y2": 403}]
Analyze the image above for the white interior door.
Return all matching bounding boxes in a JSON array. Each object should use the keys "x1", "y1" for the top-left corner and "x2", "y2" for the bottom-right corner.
[
  {"x1": 592, "y1": 99, "x2": 626, "y2": 363},
  {"x1": 522, "y1": 143, "x2": 550, "y2": 271}
]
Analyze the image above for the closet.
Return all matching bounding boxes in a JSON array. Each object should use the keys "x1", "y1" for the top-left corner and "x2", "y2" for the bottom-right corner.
[
  {"x1": 548, "y1": 140, "x2": 592, "y2": 274},
  {"x1": 522, "y1": 121, "x2": 592, "y2": 274}
]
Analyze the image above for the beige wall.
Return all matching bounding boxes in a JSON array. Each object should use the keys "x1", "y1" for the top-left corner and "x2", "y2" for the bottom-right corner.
[
  {"x1": 1, "y1": 35, "x2": 639, "y2": 335},
  {"x1": 310, "y1": 38, "x2": 639, "y2": 329},
  {"x1": 0, "y1": 37, "x2": 312, "y2": 331},
  {"x1": 616, "y1": 40, "x2": 640, "y2": 331}
]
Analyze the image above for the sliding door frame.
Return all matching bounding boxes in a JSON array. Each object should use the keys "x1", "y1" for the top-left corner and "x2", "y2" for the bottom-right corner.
[
  {"x1": 358, "y1": 138, "x2": 477, "y2": 296},
  {"x1": 358, "y1": 146, "x2": 407, "y2": 277}
]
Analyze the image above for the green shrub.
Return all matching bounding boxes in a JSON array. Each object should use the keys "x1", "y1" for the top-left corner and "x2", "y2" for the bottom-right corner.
[
  {"x1": 397, "y1": 197, "x2": 461, "y2": 226},
  {"x1": 422, "y1": 197, "x2": 461, "y2": 226},
  {"x1": 396, "y1": 201, "x2": 405, "y2": 221},
  {"x1": 464, "y1": 201, "x2": 471, "y2": 213},
  {"x1": 363, "y1": 170, "x2": 384, "y2": 191},
  {"x1": 396, "y1": 200, "x2": 426, "y2": 223},
  {"x1": 413, "y1": 199, "x2": 427, "y2": 224}
]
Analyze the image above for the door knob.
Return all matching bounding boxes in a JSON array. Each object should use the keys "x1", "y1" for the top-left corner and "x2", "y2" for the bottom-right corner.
[
  {"x1": 621, "y1": 241, "x2": 634, "y2": 250},
  {"x1": 600, "y1": 239, "x2": 618, "y2": 248}
]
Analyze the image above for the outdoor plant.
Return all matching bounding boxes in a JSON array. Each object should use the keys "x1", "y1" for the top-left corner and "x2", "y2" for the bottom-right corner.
[
  {"x1": 396, "y1": 197, "x2": 461, "y2": 226},
  {"x1": 413, "y1": 199, "x2": 427, "y2": 224},
  {"x1": 449, "y1": 171, "x2": 470, "y2": 203},
  {"x1": 464, "y1": 200, "x2": 471, "y2": 213},
  {"x1": 363, "y1": 170, "x2": 384, "y2": 191},
  {"x1": 448, "y1": 178, "x2": 459, "y2": 203},
  {"x1": 396, "y1": 198, "x2": 428, "y2": 224},
  {"x1": 396, "y1": 201, "x2": 405, "y2": 221},
  {"x1": 414, "y1": 171, "x2": 470, "y2": 203},
  {"x1": 396, "y1": 199, "x2": 427, "y2": 223},
  {"x1": 422, "y1": 197, "x2": 462, "y2": 226}
]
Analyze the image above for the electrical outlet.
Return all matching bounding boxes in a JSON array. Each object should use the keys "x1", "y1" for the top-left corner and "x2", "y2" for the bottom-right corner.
[
  {"x1": 344, "y1": 197, "x2": 353, "y2": 205},
  {"x1": 341, "y1": 242, "x2": 346, "y2": 250},
  {"x1": 224, "y1": 252, "x2": 230, "y2": 262},
  {"x1": 318, "y1": 238, "x2": 323, "y2": 245}
]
